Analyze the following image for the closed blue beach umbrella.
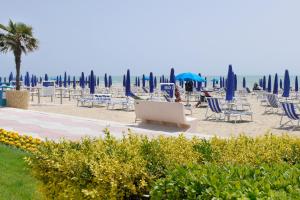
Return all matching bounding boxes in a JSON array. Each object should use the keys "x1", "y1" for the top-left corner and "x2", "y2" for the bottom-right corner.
[
  {"x1": 267, "y1": 75, "x2": 272, "y2": 93},
  {"x1": 123, "y1": 75, "x2": 126, "y2": 87},
  {"x1": 204, "y1": 77, "x2": 207, "y2": 87},
  {"x1": 73, "y1": 76, "x2": 76, "y2": 89},
  {"x1": 59, "y1": 75, "x2": 62, "y2": 87},
  {"x1": 63, "y1": 72, "x2": 67, "y2": 88},
  {"x1": 280, "y1": 79, "x2": 283, "y2": 89},
  {"x1": 125, "y1": 69, "x2": 131, "y2": 96},
  {"x1": 197, "y1": 73, "x2": 202, "y2": 91},
  {"x1": 109, "y1": 75, "x2": 112, "y2": 88},
  {"x1": 170, "y1": 68, "x2": 175, "y2": 84},
  {"x1": 234, "y1": 74, "x2": 237, "y2": 91},
  {"x1": 104, "y1": 73, "x2": 108, "y2": 88},
  {"x1": 9, "y1": 72, "x2": 13, "y2": 83},
  {"x1": 31, "y1": 75, "x2": 34, "y2": 87},
  {"x1": 282, "y1": 70, "x2": 290, "y2": 98},
  {"x1": 154, "y1": 76, "x2": 157, "y2": 88},
  {"x1": 142, "y1": 74, "x2": 146, "y2": 87},
  {"x1": 56, "y1": 76, "x2": 59, "y2": 86},
  {"x1": 97, "y1": 76, "x2": 100, "y2": 86},
  {"x1": 135, "y1": 77, "x2": 138, "y2": 86},
  {"x1": 243, "y1": 77, "x2": 246, "y2": 88},
  {"x1": 149, "y1": 72, "x2": 154, "y2": 93},
  {"x1": 68, "y1": 76, "x2": 71, "y2": 87},
  {"x1": 80, "y1": 72, "x2": 85, "y2": 88},
  {"x1": 263, "y1": 76, "x2": 266, "y2": 91},
  {"x1": 273, "y1": 73, "x2": 278, "y2": 94},
  {"x1": 44, "y1": 74, "x2": 48, "y2": 81},
  {"x1": 90, "y1": 70, "x2": 95, "y2": 94},
  {"x1": 20, "y1": 75, "x2": 23, "y2": 82},
  {"x1": 226, "y1": 65, "x2": 235, "y2": 101},
  {"x1": 138, "y1": 77, "x2": 140, "y2": 87},
  {"x1": 295, "y1": 76, "x2": 298, "y2": 92}
]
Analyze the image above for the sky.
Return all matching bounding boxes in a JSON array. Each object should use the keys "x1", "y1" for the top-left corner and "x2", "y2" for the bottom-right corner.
[{"x1": 0, "y1": 0, "x2": 300, "y2": 77}]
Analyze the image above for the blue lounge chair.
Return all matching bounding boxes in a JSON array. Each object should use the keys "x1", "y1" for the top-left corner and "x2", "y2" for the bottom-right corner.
[
  {"x1": 205, "y1": 97, "x2": 253, "y2": 123},
  {"x1": 265, "y1": 93, "x2": 279, "y2": 113},
  {"x1": 280, "y1": 102, "x2": 300, "y2": 131}
]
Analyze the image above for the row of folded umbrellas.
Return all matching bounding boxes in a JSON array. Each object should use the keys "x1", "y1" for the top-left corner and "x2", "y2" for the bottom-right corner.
[{"x1": 1, "y1": 66, "x2": 295, "y2": 99}]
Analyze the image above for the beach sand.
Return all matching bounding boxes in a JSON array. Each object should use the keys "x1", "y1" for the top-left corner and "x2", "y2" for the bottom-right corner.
[{"x1": 28, "y1": 94, "x2": 300, "y2": 138}]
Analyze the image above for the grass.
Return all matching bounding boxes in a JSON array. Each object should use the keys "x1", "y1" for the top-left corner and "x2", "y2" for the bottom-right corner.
[{"x1": 0, "y1": 143, "x2": 41, "y2": 200}]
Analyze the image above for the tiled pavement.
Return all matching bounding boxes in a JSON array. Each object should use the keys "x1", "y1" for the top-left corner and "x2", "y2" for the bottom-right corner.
[{"x1": 0, "y1": 107, "x2": 209, "y2": 141}]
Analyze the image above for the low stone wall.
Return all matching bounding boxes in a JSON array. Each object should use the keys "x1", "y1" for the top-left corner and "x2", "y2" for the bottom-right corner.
[{"x1": 6, "y1": 90, "x2": 29, "y2": 109}]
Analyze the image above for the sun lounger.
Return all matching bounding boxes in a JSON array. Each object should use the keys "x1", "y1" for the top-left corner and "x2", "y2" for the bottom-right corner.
[
  {"x1": 265, "y1": 93, "x2": 280, "y2": 113},
  {"x1": 134, "y1": 100, "x2": 197, "y2": 132},
  {"x1": 205, "y1": 97, "x2": 253, "y2": 123},
  {"x1": 280, "y1": 102, "x2": 300, "y2": 131}
]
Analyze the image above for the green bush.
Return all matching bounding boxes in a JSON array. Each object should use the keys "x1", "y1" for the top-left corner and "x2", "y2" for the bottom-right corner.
[
  {"x1": 27, "y1": 132, "x2": 300, "y2": 199},
  {"x1": 150, "y1": 164, "x2": 300, "y2": 199}
]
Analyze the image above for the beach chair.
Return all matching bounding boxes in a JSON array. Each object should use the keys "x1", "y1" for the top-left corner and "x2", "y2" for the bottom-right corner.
[
  {"x1": 205, "y1": 97, "x2": 253, "y2": 123},
  {"x1": 265, "y1": 93, "x2": 280, "y2": 113},
  {"x1": 280, "y1": 102, "x2": 300, "y2": 131},
  {"x1": 205, "y1": 97, "x2": 224, "y2": 120},
  {"x1": 107, "y1": 97, "x2": 134, "y2": 111}
]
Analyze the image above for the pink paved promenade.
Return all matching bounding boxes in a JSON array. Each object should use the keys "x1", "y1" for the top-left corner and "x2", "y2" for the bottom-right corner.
[{"x1": 0, "y1": 107, "x2": 208, "y2": 141}]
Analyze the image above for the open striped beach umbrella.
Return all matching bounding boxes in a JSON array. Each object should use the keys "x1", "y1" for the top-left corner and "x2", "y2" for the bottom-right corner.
[
  {"x1": 273, "y1": 73, "x2": 278, "y2": 94},
  {"x1": 282, "y1": 70, "x2": 290, "y2": 98}
]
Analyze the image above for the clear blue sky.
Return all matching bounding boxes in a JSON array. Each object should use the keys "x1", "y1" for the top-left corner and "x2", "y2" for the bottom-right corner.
[{"x1": 1, "y1": 0, "x2": 300, "y2": 76}]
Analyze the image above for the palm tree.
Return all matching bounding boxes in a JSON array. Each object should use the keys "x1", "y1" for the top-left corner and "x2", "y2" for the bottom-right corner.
[{"x1": 0, "y1": 20, "x2": 38, "y2": 90}]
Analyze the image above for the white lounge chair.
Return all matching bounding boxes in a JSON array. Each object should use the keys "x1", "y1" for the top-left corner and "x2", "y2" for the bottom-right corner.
[{"x1": 134, "y1": 100, "x2": 197, "y2": 132}]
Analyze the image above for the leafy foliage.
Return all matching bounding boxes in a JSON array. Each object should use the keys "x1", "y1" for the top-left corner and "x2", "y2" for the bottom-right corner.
[{"x1": 27, "y1": 132, "x2": 300, "y2": 199}]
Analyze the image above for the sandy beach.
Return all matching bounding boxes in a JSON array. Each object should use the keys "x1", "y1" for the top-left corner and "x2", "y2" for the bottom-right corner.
[{"x1": 27, "y1": 92, "x2": 300, "y2": 138}]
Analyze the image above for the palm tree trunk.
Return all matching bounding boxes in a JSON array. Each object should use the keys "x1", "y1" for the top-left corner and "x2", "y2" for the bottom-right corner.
[{"x1": 14, "y1": 51, "x2": 21, "y2": 90}]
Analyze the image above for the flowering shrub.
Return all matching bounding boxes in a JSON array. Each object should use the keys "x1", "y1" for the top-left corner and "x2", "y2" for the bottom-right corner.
[
  {"x1": 27, "y1": 131, "x2": 300, "y2": 199},
  {"x1": 0, "y1": 128, "x2": 42, "y2": 152}
]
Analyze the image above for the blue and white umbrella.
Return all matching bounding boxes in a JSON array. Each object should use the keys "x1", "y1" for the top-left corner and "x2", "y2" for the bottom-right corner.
[{"x1": 282, "y1": 70, "x2": 290, "y2": 98}]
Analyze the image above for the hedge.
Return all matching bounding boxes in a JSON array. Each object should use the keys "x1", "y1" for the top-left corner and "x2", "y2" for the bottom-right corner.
[{"x1": 27, "y1": 130, "x2": 300, "y2": 199}]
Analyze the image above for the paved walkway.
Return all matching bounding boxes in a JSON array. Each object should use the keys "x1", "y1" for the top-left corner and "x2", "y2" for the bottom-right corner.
[{"x1": 0, "y1": 107, "x2": 209, "y2": 141}]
